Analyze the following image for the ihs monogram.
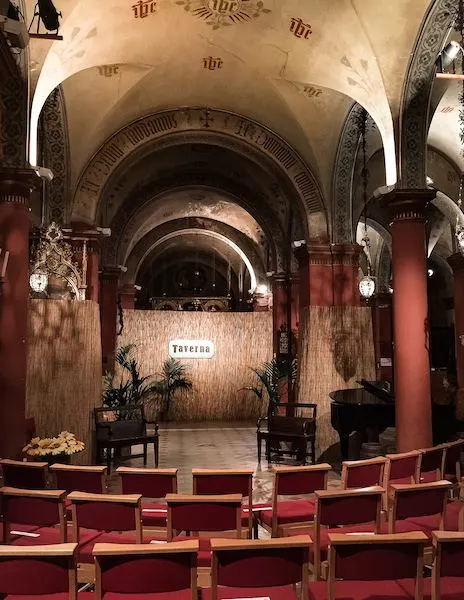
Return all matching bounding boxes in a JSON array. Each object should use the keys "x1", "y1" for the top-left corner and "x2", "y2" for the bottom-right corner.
[{"x1": 176, "y1": 0, "x2": 271, "y2": 29}]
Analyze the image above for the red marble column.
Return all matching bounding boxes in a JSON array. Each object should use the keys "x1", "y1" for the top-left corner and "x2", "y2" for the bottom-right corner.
[
  {"x1": 371, "y1": 293, "x2": 394, "y2": 381},
  {"x1": 0, "y1": 168, "x2": 39, "y2": 458},
  {"x1": 294, "y1": 245, "x2": 309, "y2": 326},
  {"x1": 290, "y1": 274, "x2": 300, "y2": 333},
  {"x1": 389, "y1": 190, "x2": 435, "y2": 451},
  {"x1": 447, "y1": 253, "x2": 464, "y2": 419},
  {"x1": 119, "y1": 283, "x2": 137, "y2": 310},
  {"x1": 332, "y1": 244, "x2": 362, "y2": 307},
  {"x1": 100, "y1": 266, "x2": 121, "y2": 373},
  {"x1": 307, "y1": 244, "x2": 333, "y2": 306}
]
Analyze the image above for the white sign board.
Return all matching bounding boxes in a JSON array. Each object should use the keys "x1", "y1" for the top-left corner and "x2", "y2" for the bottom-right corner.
[{"x1": 169, "y1": 339, "x2": 215, "y2": 359}]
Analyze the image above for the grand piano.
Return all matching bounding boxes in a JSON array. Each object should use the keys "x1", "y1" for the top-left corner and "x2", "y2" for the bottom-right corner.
[{"x1": 330, "y1": 380, "x2": 456, "y2": 459}]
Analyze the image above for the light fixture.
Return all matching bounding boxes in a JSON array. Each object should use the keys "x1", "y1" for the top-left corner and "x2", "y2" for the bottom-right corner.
[
  {"x1": 436, "y1": 40, "x2": 463, "y2": 71},
  {"x1": 29, "y1": 270, "x2": 48, "y2": 293},
  {"x1": 256, "y1": 283, "x2": 268, "y2": 296},
  {"x1": 428, "y1": 268, "x2": 435, "y2": 277},
  {"x1": 358, "y1": 107, "x2": 376, "y2": 300}
]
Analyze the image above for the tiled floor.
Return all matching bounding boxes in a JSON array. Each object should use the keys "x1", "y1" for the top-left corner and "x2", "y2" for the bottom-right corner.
[{"x1": 117, "y1": 421, "x2": 340, "y2": 503}]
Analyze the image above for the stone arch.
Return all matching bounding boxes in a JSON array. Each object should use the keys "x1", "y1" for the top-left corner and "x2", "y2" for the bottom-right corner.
[
  {"x1": 400, "y1": 0, "x2": 455, "y2": 188},
  {"x1": 123, "y1": 217, "x2": 267, "y2": 288},
  {"x1": 72, "y1": 108, "x2": 326, "y2": 238}
]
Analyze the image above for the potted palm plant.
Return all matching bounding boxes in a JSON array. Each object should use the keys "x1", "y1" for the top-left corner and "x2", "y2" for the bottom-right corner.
[
  {"x1": 155, "y1": 358, "x2": 193, "y2": 420},
  {"x1": 243, "y1": 358, "x2": 297, "y2": 416}
]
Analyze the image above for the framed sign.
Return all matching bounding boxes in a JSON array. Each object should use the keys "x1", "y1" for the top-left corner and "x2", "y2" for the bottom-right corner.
[{"x1": 169, "y1": 339, "x2": 215, "y2": 359}]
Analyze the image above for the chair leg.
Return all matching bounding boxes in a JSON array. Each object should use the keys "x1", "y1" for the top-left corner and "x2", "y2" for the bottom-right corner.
[
  {"x1": 143, "y1": 443, "x2": 147, "y2": 465},
  {"x1": 106, "y1": 447, "x2": 112, "y2": 473},
  {"x1": 154, "y1": 440, "x2": 159, "y2": 467},
  {"x1": 311, "y1": 440, "x2": 316, "y2": 465},
  {"x1": 257, "y1": 436, "x2": 262, "y2": 463}
]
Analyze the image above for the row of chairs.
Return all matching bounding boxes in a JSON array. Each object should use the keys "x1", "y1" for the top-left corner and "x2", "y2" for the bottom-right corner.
[{"x1": 1, "y1": 531, "x2": 464, "y2": 599}]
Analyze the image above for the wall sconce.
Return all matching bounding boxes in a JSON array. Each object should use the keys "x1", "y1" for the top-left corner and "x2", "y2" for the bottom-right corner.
[{"x1": 0, "y1": 248, "x2": 10, "y2": 296}]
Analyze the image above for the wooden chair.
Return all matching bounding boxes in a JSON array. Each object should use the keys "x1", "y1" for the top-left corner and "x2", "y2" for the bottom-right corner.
[
  {"x1": 290, "y1": 486, "x2": 384, "y2": 580},
  {"x1": 0, "y1": 458, "x2": 49, "y2": 489},
  {"x1": 442, "y1": 439, "x2": 464, "y2": 497},
  {"x1": 206, "y1": 536, "x2": 311, "y2": 600},
  {"x1": 117, "y1": 466, "x2": 177, "y2": 533},
  {"x1": 430, "y1": 530, "x2": 464, "y2": 600},
  {"x1": 50, "y1": 464, "x2": 108, "y2": 494},
  {"x1": 0, "y1": 543, "x2": 94, "y2": 600},
  {"x1": 308, "y1": 532, "x2": 428, "y2": 600},
  {"x1": 93, "y1": 540, "x2": 198, "y2": 600},
  {"x1": 192, "y1": 468, "x2": 256, "y2": 538},
  {"x1": 340, "y1": 456, "x2": 387, "y2": 489},
  {"x1": 388, "y1": 480, "x2": 453, "y2": 536},
  {"x1": 166, "y1": 493, "x2": 243, "y2": 575},
  {"x1": 384, "y1": 450, "x2": 422, "y2": 509},
  {"x1": 1, "y1": 487, "x2": 67, "y2": 546},
  {"x1": 419, "y1": 444, "x2": 447, "y2": 483},
  {"x1": 256, "y1": 464, "x2": 331, "y2": 538}
]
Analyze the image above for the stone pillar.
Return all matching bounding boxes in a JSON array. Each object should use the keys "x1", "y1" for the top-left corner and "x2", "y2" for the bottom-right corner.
[
  {"x1": 294, "y1": 244, "x2": 309, "y2": 326},
  {"x1": 332, "y1": 244, "x2": 362, "y2": 307},
  {"x1": 371, "y1": 293, "x2": 394, "y2": 381},
  {"x1": 119, "y1": 283, "x2": 137, "y2": 310},
  {"x1": 290, "y1": 274, "x2": 300, "y2": 333},
  {"x1": 0, "y1": 168, "x2": 39, "y2": 458},
  {"x1": 307, "y1": 244, "x2": 333, "y2": 306},
  {"x1": 447, "y1": 253, "x2": 464, "y2": 420},
  {"x1": 100, "y1": 266, "x2": 121, "y2": 373},
  {"x1": 389, "y1": 189, "x2": 435, "y2": 451}
]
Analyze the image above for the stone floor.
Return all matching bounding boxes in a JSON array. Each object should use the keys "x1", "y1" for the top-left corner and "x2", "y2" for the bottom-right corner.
[{"x1": 114, "y1": 421, "x2": 340, "y2": 502}]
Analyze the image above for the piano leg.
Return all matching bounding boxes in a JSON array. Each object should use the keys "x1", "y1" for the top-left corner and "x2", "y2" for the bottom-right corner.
[{"x1": 340, "y1": 434, "x2": 350, "y2": 460}]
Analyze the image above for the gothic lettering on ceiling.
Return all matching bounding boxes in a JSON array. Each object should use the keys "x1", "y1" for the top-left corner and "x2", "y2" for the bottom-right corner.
[
  {"x1": 132, "y1": 0, "x2": 157, "y2": 19},
  {"x1": 203, "y1": 57, "x2": 223, "y2": 70},
  {"x1": 289, "y1": 17, "x2": 312, "y2": 40},
  {"x1": 302, "y1": 86, "x2": 322, "y2": 98},
  {"x1": 98, "y1": 65, "x2": 120, "y2": 77},
  {"x1": 176, "y1": 0, "x2": 271, "y2": 29}
]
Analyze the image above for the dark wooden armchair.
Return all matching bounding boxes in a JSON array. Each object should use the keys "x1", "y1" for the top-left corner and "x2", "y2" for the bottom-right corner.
[
  {"x1": 94, "y1": 406, "x2": 159, "y2": 472},
  {"x1": 257, "y1": 403, "x2": 317, "y2": 465}
]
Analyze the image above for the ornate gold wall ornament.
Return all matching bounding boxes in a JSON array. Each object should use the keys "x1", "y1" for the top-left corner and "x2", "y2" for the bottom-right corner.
[
  {"x1": 176, "y1": 0, "x2": 271, "y2": 29},
  {"x1": 29, "y1": 222, "x2": 87, "y2": 300}
]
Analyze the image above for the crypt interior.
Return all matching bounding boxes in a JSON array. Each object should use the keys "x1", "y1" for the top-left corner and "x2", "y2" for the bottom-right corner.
[{"x1": 2, "y1": 0, "x2": 464, "y2": 596}]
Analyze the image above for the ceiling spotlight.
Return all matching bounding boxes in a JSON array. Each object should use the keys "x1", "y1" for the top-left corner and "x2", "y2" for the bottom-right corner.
[
  {"x1": 436, "y1": 41, "x2": 463, "y2": 71},
  {"x1": 428, "y1": 268, "x2": 434, "y2": 277}
]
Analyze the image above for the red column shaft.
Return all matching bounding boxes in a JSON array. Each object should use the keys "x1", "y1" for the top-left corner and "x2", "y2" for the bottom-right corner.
[
  {"x1": 0, "y1": 169, "x2": 38, "y2": 458},
  {"x1": 290, "y1": 275, "x2": 299, "y2": 333},
  {"x1": 272, "y1": 274, "x2": 288, "y2": 355},
  {"x1": 447, "y1": 253, "x2": 464, "y2": 419},
  {"x1": 100, "y1": 267, "x2": 120, "y2": 373},
  {"x1": 87, "y1": 249, "x2": 100, "y2": 302},
  {"x1": 294, "y1": 246, "x2": 309, "y2": 325},
  {"x1": 119, "y1": 284, "x2": 136, "y2": 310},
  {"x1": 308, "y1": 244, "x2": 333, "y2": 306},
  {"x1": 390, "y1": 191, "x2": 434, "y2": 451}
]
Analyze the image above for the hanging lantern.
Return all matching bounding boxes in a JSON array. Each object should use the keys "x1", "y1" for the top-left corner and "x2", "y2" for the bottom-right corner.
[
  {"x1": 457, "y1": 227, "x2": 464, "y2": 256},
  {"x1": 29, "y1": 270, "x2": 48, "y2": 293},
  {"x1": 359, "y1": 274, "x2": 376, "y2": 299}
]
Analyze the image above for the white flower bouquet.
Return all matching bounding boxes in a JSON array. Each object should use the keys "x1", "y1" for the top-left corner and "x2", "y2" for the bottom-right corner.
[{"x1": 23, "y1": 431, "x2": 85, "y2": 458}]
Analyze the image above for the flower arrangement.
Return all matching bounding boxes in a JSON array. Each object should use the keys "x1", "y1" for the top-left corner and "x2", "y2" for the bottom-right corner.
[{"x1": 23, "y1": 431, "x2": 85, "y2": 458}]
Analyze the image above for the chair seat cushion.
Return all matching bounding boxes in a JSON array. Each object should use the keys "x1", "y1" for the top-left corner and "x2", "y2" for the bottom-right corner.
[
  {"x1": 260, "y1": 499, "x2": 316, "y2": 526},
  {"x1": 398, "y1": 576, "x2": 464, "y2": 600},
  {"x1": 5, "y1": 594, "x2": 94, "y2": 599},
  {"x1": 141, "y1": 502, "x2": 168, "y2": 527},
  {"x1": 173, "y1": 535, "x2": 212, "y2": 567},
  {"x1": 308, "y1": 579, "x2": 413, "y2": 599},
  {"x1": 101, "y1": 591, "x2": 195, "y2": 600},
  {"x1": 202, "y1": 586, "x2": 298, "y2": 600},
  {"x1": 291, "y1": 523, "x2": 376, "y2": 562},
  {"x1": 11, "y1": 527, "x2": 67, "y2": 546},
  {"x1": 403, "y1": 501, "x2": 462, "y2": 533},
  {"x1": 78, "y1": 532, "x2": 143, "y2": 563}
]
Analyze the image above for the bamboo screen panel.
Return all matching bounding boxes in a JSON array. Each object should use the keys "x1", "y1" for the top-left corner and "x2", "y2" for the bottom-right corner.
[
  {"x1": 119, "y1": 311, "x2": 273, "y2": 421},
  {"x1": 297, "y1": 306, "x2": 375, "y2": 458},
  {"x1": 26, "y1": 300, "x2": 102, "y2": 464}
]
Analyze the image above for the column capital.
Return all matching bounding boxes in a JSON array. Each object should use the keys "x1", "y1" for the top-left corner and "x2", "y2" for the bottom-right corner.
[
  {"x1": 271, "y1": 272, "x2": 288, "y2": 286},
  {"x1": 385, "y1": 189, "x2": 436, "y2": 222},
  {"x1": 447, "y1": 252, "x2": 464, "y2": 273},
  {"x1": 0, "y1": 168, "x2": 40, "y2": 205},
  {"x1": 331, "y1": 243, "x2": 362, "y2": 266},
  {"x1": 100, "y1": 265, "x2": 124, "y2": 283}
]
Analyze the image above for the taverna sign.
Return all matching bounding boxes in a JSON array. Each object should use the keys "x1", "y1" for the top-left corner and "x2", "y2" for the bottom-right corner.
[{"x1": 168, "y1": 339, "x2": 215, "y2": 359}]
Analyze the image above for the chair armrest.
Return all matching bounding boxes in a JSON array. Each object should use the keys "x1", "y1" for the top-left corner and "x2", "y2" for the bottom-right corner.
[{"x1": 257, "y1": 417, "x2": 268, "y2": 432}]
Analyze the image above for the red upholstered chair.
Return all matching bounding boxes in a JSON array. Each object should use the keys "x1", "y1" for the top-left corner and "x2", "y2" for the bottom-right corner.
[
  {"x1": 0, "y1": 542, "x2": 93, "y2": 600},
  {"x1": 192, "y1": 468, "x2": 257, "y2": 538},
  {"x1": 93, "y1": 540, "x2": 199, "y2": 600},
  {"x1": 0, "y1": 458, "x2": 49, "y2": 489},
  {"x1": 51, "y1": 464, "x2": 108, "y2": 494},
  {"x1": 340, "y1": 456, "x2": 387, "y2": 489},
  {"x1": 166, "y1": 493, "x2": 243, "y2": 570},
  {"x1": 443, "y1": 439, "x2": 464, "y2": 497},
  {"x1": 1, "y1": 487, "x2": 68, "y2": 546},
  {"x1": 308, "y1": 531, "x2": 428, "y2": 600},
  {"x1": 429, "y1": 530, "x2": 464, "y2": 600},
  {"x1": 419, "y1": 444, "x2": 447, "y2": 483},
  {"x1": 117, "y1": 466, "x2": 177, "y2": 533},
  {"x1": 290, "y1": 485, "x2": 384, "y2": 580},
  {"x1": 384, "y1": 450, "x2": 422, "y2": 510},
  {"x1": 204, "y1": 535, "x2": 311, "y2": 600},
  {"x1": 256, "y1": 464, "x2": 331, "y2": 538},
  {"x1": 388, "y1": 480, "x2": 453, "y2": 536}
]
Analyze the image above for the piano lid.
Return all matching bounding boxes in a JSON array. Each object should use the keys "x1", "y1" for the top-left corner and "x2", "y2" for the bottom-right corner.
[{"x1": 329, "y1": 380, "x2": 394, "y2": 405}]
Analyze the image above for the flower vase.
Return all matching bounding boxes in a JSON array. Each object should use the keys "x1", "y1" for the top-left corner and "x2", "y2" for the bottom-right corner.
[{"x1": 44, "y1": 454, "x2": 71, "y2": 465}]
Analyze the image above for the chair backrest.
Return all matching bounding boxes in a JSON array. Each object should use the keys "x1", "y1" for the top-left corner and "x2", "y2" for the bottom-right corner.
[
  {"x1": 443, "y1": 439, "x2": 464, "y2": 478},
  {"x1": 67, "y1": 491, "x2": 142, "y2": 542},
  {"x1": 0, "y1": 459, "x2": 49, "y2": 490},
  {"x1": 0, "y1": 543, "x2": 78, "y2": 598},
  {"x1": 210, "y1": 535, "x2": 311, "y2": 600},
  {"x1": 274, "y1": 464, "x2": 331, "y2": 498},
  {"x1": 166, "y1": 494, "x2": 242, "y2": 539},
  {"x1": 192, "y1": 468, "x2": 253, "y2": 499},
  {"x1": 432, "y1": 530, "x2": 464, "y2": 599},
  {"x1": 0, "y1": 487, "x2": 67, "y2": 544},
  {"x1": 94, "y1": 407, "x2": 146, "y2": 441},
  {"x1": 389, "y1": 481, "x2": 452, "y2": 532},
  {"x1": 50, "y1": 464, "x2": 107, "y2": 494},
  {"x1": 93, "y1": 540, "x2": 198, "y2": 600},
  {"x1": 340, "y1": 456, "x2": 387, "y2": 489},
  {"x1": 419, "y1": 445, "x2": 447, "y2": 482},
  {"x1": 117, "y1": 467, "x2": 177, "y2": 498},
  {"x1": 327, "y1": 532, "x2": 427, "y2": 600},
  {"x1": 315, "y1": 486, "x2": 384, "y2": 528},
  {"x1": 384, "y1": 451, "x2": 421, "y2": 485}
]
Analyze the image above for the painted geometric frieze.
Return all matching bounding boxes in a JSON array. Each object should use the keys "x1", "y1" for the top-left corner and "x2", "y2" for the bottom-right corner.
[
  {"x1": 73, "y1": 108, "x2": 324, "y2": 225},
  {"x1": 401, "y1": 0, "x2": 455, "y2": 189},
  {"x1": 40, "y1": 86, "x2": 70, "y2": 225},
  {"x1": 176, "y1": 0, "x2": 271, "y2": 29}
]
